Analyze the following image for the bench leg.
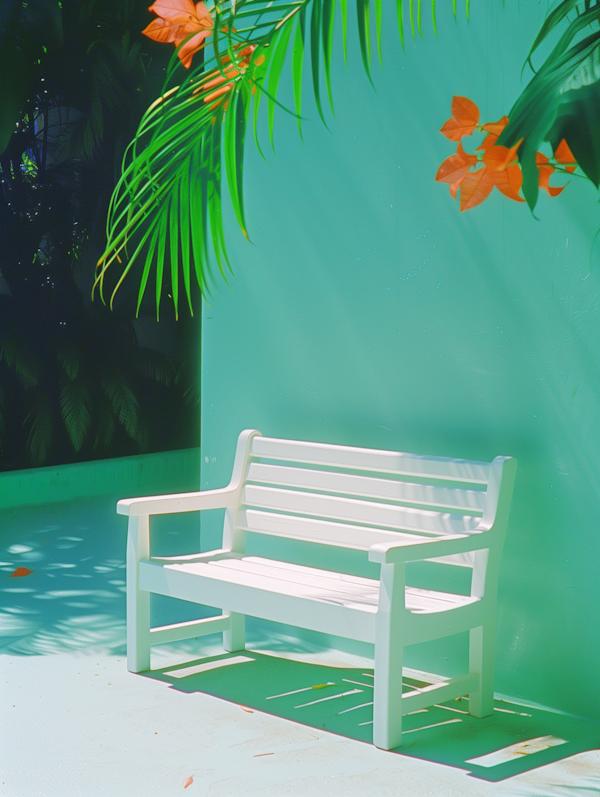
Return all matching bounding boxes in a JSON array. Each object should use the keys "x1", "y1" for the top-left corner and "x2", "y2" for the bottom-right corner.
[
  {"x1": 373, "y1": 563, "x2": 405, "y2": 750},
  {"x1": 126, "y1": 516, "x2": 151, "y2": 673},
  {"x1": 223, "y1": 611, "x2": 245, "y2": 652},
  {"x1": 469, "y1": 624, "x2": 495, "y2": 717}
]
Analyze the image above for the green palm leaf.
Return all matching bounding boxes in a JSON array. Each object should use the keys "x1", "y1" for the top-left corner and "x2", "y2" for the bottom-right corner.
[
  {"x1": 96, "y1": 0, "x2": 469, "y2": 317},
  {"x1": 499, "y1": 1, "x2": 600, "y2": 210},
  {"x1": 59, "y1": 379, "x2": 92, "y2": 452}
]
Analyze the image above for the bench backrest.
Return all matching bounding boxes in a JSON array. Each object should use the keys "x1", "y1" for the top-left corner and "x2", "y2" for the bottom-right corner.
[{"x1": 223, "y1": 431, "x2": 515, "y2": 582}]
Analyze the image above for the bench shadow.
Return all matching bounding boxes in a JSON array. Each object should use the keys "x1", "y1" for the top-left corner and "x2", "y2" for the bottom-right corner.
[{"x1": 140, "y1": 650, "x2": 600, "y2": 782}]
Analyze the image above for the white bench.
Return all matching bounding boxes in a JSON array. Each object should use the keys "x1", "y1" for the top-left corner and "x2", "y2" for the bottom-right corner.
[{"x1": 118, "y1": 429, "x2": 516, "y2": 750}]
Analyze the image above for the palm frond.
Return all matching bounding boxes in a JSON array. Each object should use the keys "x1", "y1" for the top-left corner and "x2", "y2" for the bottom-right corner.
[
  {"x1": 26, "y1": 396, "x2": 54, "y2": 467},
  {"x1": 95, "y1": 0, "x2": 469, "y2": 317},
  {"x1": 101, "y1": 371, "x2": 141, "y2": 440},
  {"x1": 499, "y1": 1, "x2": 600, "y2": 210},
  {"x1": 59, "y1": 379, "x2": 92, "y2": 452}
]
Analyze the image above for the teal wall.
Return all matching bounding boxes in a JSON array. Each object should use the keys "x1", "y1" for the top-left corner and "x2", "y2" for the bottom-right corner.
[{"x1": 200, "y1": 2, "x2": 600, "y2": 720}]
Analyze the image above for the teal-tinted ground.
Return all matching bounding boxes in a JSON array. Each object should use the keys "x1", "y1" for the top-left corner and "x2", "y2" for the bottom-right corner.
[{"x1": 2, "y1": 495, "x2": 599, "y2": 796}]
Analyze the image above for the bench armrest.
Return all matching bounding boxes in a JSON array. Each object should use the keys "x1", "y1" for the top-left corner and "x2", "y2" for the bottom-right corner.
[
  {"x1": 368, "y1": 531, "x2": 493, "y2": 564},
  {"x1": 117, "y1": 485, "x2": 238, "y2": 516}
]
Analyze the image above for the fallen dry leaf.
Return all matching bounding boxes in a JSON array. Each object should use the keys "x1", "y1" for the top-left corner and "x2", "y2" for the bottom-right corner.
[
  {"x1": 253, "y1": 752, "x2": 274, "y2": 757},
  {"x1": 311, "y1": 683, "x2": 335, "y2": 690},
  {"x1": 183, "y1": 775, "x2": 193, "y2": 788},
  {"x1": 239, "y1": 705, "x2": 253, "y2": 713},
  {"x1": 10, "y1": 567, "x2": 34, "y2": 578}
]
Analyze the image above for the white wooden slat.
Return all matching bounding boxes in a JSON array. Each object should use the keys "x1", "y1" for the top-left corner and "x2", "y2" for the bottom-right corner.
[
  {"x1": 149, "y1": 615, "x2": 231, "y2": 644},
  {"x1": 161, "y1": 559, "x2": 378, "y2": 610},
  {"x1": 404, "y1": 586, "x2": 478, "y2": 614},
  {"x1": 251, "y1": 437, "x2": 491, "y2": 484},
  {"x1": 242, "y1": 485, "x2": 482, "y2": 535},
  {"x1": 246, "y1": 463, "x2": 486, "y2": 513},
  {"x1": 208, "y1": 557, "x2": 379, "y2": 604},
  {"x1": 240, "y1": 556, "x2": 377, "y2": 586},
  {"x1": 400, "y1": 674, "x2": 479, "y2": 713},
  {"x1": 237, "y1": 509, "x2": 443, "y2": 549}
]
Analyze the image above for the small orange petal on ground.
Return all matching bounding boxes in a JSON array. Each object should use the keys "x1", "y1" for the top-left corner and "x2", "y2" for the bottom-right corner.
[
  {"x1": 183, "y1": 775, "x2": 193, "y2": 788},
  {"x1": 10, "y1": 567, "x2": 34, "y2": 578}
]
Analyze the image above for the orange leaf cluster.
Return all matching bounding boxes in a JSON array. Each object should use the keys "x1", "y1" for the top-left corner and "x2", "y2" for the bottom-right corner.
[
  {"x1": 143, "y1": 0, "x2": 214, "y2": 69},
  {"x1": 436, "y1": 96, "x2": 577, "y2": 211}
]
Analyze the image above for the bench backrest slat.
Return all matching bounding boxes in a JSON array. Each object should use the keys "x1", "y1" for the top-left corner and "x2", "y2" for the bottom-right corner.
[
  {"x1": 246, "y1": 462, "x2": 486, "y2": 514},
  {"x1": 250, "y1": 436, "x2": 491, "y2": 484},
  {"x1": 238, "y1": 509, "x2": 456, "y2": 550},
  {"x1": 242, "y1": 485, "x2": 482, "y2": 536}
]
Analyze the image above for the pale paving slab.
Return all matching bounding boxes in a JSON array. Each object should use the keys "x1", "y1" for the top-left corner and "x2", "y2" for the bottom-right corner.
[{"x1": 2, "y1": 649, "x2": 599, "y2": 797}]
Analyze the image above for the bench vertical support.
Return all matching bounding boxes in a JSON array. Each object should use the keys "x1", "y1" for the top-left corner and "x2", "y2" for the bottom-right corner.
[
  {"x1": 219, "y1": 432, "x2": 258, "y2": 653},
  {"x1": 221, "y1": 505, "x2": 246, "y2": 652},
  {"x1": 223, "y1": 612, "x2": 246, "y2": 652},
  {"x1": 468, "y1": 622, "x2": 495, "y2": 717},
  {"x1": 373, "y1": 562, "x2": 406, "y2": 750},
  {"x1": 126, "y1": 515, "x2": 151, "y2": 673}
]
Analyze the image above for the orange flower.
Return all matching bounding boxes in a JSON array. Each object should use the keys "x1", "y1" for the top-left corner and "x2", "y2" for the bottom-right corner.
[{"x1": 142, "y1": 0, "x2": 214, "y2": 69}]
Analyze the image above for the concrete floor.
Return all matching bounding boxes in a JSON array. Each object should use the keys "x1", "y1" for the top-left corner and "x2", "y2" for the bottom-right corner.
[{"x1": 2, "y1": 497, "x2": 599, "y2": 796}]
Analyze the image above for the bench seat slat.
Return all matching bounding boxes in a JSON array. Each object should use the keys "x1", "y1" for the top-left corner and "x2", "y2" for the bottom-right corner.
[
  {"x1": 251, "y1": 437, "x2": 490, "y2": 484},
  {"x1": 242, "y1": 485, "x2": 482, "y2": 535},
  {"x1": 246, "y1": 463, "x2": 486, "y2": 513}
]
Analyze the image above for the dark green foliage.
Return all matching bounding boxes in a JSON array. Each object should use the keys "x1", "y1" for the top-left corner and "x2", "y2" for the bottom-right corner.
[
  {"x1": 499, "y1": 0, "x2": 600, "y2": 210},
  {"x1": 0, "y1": 0, "x2": 200, "y2": 470}
]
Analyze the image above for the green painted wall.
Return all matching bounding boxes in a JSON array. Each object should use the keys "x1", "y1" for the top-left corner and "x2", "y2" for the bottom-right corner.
[{"x1": 201, "y1": 2, "x2": 600, "y2": 720}]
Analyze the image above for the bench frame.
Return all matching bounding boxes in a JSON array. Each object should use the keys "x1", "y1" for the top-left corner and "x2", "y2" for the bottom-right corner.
[{"x1": 118, "y1": 429, "x2": 516, "y2": 750}]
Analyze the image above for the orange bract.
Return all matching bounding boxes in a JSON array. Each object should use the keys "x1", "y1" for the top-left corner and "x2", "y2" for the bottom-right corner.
[
  {"x1": 553, "y1": 139, "x2": 577, "y2": 173},
  {"x1": 495, "y1": 164, "x2": 525, "y2": 202},
  {"x1": 440, "y1": 96, "x2": 480, "y2": 141},
  {"x1": 435, "y1": 140, "x2": 477, "y2": 186},
  {"x1": 142, "y1": 0, "x2": 214, "y2": 69},
  {"x1": 481, "y1": 115, "x2": 510, "y2": 137},
  {"x1": 536, "y1": 152, "x2": 565, "y2": 197},
  {"x1": 459, "y1": 168, "x2": 495, "y2": 212}
]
